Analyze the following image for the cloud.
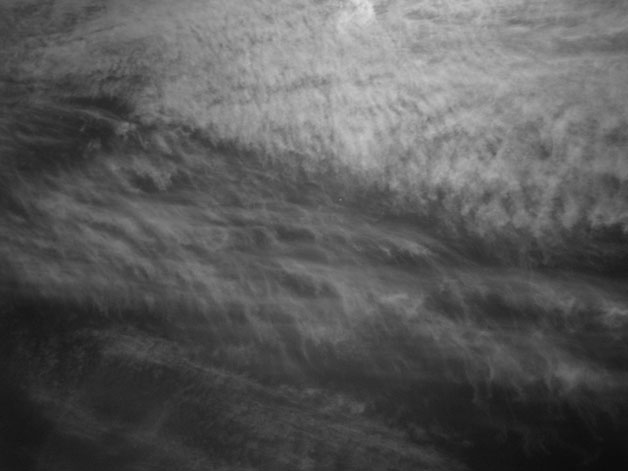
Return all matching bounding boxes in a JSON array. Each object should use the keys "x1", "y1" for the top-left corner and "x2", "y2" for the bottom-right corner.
[{"x1": 337, "y1": 0, "x2": 376, "y2": 36}]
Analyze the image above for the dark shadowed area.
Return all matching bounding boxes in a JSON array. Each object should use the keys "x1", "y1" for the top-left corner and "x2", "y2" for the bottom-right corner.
[{"x1": 1, "y1": 1, "x2": 628, "y2": 470}]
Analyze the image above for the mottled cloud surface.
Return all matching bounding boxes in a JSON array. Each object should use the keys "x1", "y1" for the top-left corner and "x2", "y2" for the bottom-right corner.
[{"x1": 4, "y1": 0, "x2": 628, "y2": 255}]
